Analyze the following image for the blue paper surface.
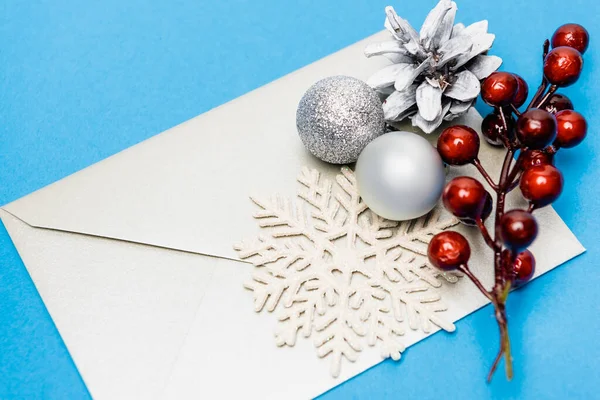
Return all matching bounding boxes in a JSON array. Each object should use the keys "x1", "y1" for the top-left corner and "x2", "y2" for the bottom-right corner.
[{"x1": 1, "y1": 0, "x2": 599, "y2": 398}]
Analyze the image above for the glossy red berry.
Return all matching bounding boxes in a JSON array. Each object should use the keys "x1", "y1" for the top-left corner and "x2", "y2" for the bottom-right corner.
[
  {"x1": 511, "y1": 250, "x2": 536, "y2": 287},
  {"x1": 428, "y1": 231, "x2": 471, "y2": 271},
  {"x1": 500, "y1": 210, "x2": 538, "y2": 252},
  {"x1": 521, "y1": 149, "x2": 554, "y2": 170},
  {"x1": 543, "y1": 47, "x2": 584, "y2": 87},
  {"x1": 481, "y1": 72, "x2": 520, "y2": 106},
  {"x1": 460, "y1": 192, "x2": 493, "y2": 226},
  {"x1": 554, "y1": 110, "x2": 587, "y2": 148},
  {"x1": 512, "y1": 74, "x2": 529, "y2": 108},
  {"x1": 543, "y1": 93, "x2": 574, "y2": 114},
  {"x1": 437, "y1": 125, "x2": 480, "y2": 165},
  {"x1": 516, "y1": 109, "x2": 557, "y2": 149},
  {"x1": 442, "y1": 177, "x2": 490, "y2": 222},
  {"x1": 481, "y1": 111, "x2": 515, "y2": 147},
  {"x1": 551, "y1": 23, "x2": 589, "y2": 54},
  {"x1": 520, "y1": 164, "x2": 564, "y2": 208}
]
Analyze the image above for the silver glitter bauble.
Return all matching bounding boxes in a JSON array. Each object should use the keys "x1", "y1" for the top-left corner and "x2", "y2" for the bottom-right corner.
[
  {"x1": 296, "y1": 76, "x2": 385, "y2": 164},
  {"x1": 355, "y1": 131, "x2": 445, "y2": 221}
]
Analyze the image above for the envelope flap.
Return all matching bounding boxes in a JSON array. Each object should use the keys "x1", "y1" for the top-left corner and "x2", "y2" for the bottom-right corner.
[{"x1": 3, "y1": 33, "x2": 392, "y2": 261}]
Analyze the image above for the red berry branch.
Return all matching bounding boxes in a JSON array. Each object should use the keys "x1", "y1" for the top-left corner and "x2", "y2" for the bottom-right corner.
[{"x1": 428, "y1": 23, "x2": 589, "y2": 382}]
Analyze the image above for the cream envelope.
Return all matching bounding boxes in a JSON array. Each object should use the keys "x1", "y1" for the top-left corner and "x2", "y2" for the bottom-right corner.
[{"x1": 1, "y1": 31, "x2": 585, "y2": 399}]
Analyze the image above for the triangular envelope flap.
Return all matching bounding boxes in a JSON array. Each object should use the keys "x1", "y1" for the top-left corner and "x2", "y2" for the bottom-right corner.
[
  {"x1": 0, "y1": 209, "x2": 226, "y2": 399},
  {"x1": 3, "y1": 33, "x2": 391, "y2": 260}
]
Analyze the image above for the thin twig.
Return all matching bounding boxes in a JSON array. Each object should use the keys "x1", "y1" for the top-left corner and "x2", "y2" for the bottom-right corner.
[
  {"x1": 535, "y1": 85, "x2": 558, "y2": 109},
  {"x1": 487, "y1": 304, "x2": 514, "y2": 382},
  {"x1": 527, "y1": 40, "x2": 550, "y2": 111},
  {"x1": 507, "y1": 174, "x2": 521, "y2": 192},
  {"x1": 498, "y1": 107, "x2": 514, "y2": 149},
  {"x1": 488, "y1": 326, "x2": 514, "y2": 382},
  {"x1": 500, "y1": 316, "x2": 514, "y2": 380},
  {"x1": 495, "y1": 149, "x2": 515, "y2": 227},
  {"x1": 528, "y1": 81, "x2": 548, "y2": 111},
  {"x1": 510, "y1": 104, "x2": 521, "y2": 117},
  {"x1": 505, "y1": 150, "x2": 526, "y2": 189},
  {"x1": 487, "y1": 347, "x2": 504, "y2": 382},
  {"x1": 472, "y1": 159, "x2": 499, "y2": 191},
  {"x1": 476, "y1": 218, "x2": 497, "y2": 250},
  {"x1": 493, "y1": 148, "x2": 514, "y2": 290},
  {"x1": 458, "y1": 265, "x2": 494, "y2": 302}
]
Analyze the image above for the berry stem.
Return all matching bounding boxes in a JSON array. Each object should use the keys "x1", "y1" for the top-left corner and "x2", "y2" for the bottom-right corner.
[
  {"x1": 510, "y1": 104, "x2": 522, "y2": 117},
  {"x1": 542, "y1": 38, "x2": 550, "y2": 59},
  {"x1": 458, "y1": 265, "x2": 494, "y2": 302},
  {"x1": 526, "y1": 40, "x2": 551, "y2": 111},
  {"x1": 505, "y1": 150, "x2": 526, "y2": 188},
  {"x1": 507, "y1": 174, "x2": 522, "y2": 192},
  {"x1": 535, "y1": 85, "x2": 558, "y2": 109},
  {"x1": 528, "y1": 81, "x2": 548, "y2": 110},
  {"x1": 476, "y1": 218, "x2": 497, "y2": 250},
  {"x1": 484, "y1": 141, "x2": 517, "y2": 382},
  {"x1": 487, "y1": 304, "x2": 514, "y2": 382},
  {"x1": 487, "y1": 347, "x2": 505, "y2": 382},
  {"x1": 472, "y1": 158, "x2": 499, "y2": 191},
  {"x1": 498, "y1": 107, "x2": 514, "y2": 149},
  {"x1": 494, "y1": 149, "x2": 515, "y2": 240}
]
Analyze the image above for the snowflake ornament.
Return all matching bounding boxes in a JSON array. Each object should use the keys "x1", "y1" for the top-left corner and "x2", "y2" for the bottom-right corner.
[
  {"x1": 366, "y1": 0, "x2": 502, "y2": 133},
  {"x1": 235, "y1": 167, "x2": 460, "y2": 377}
]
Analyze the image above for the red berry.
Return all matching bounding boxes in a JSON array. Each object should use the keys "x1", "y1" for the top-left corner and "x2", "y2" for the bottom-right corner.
[
  {"x1": 543, "y1": 47, "x2": 584, "y2": 87},
  {"x1": 520, "y1": 164, "x2": 564, "y2": 208},
  {"x1": 543, "y1": 93, "x2": 574, "y2": 114},
  {"x1": 511, "y1": 250, "x2": 536, "y2": 287},
  {"x1": 481, "y1": 72, "x2": 520, "y2": 106},
  {"x1": 428, "y1": 231, "x2": 471, "y2": 271},
  {"x1": 460, "y1": 192, "x2": 493, "y2": 226},
  {"x1": 554, "y1": 110, "x2": 587, "y2": 148},
  {"x1": 437, "y1": 125, "x2": 480, "y2": 165},
  {"x1": 481, "y1": 111, "x2": 515, "y2": 147},
  {"x1": 442, "y1": 177, "x2": 490, "y2": 222},
  {"x1": 551, "y1": 23, "x2": 589, "y2": 54},
  {"x1": 516, "y1": 109, "x2": 557, "y2": 149},
  {"x1": 512, "y1": 74, "x2": 529, "y2": 108},
  {"x1": 521, "y1": 149, "x2": 554, "y2": 170},
  {"x1": 500, "y1": 210, "x2": 538, "y2": 252}
]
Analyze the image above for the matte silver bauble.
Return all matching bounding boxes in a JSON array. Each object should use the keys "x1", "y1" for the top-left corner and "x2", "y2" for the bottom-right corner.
[
  {"x1": 355, "y1": 131, "x2": 445, "y2": 221},
  {"x1": 296, "y1": 76, "x2": 385, "y2": 164}
]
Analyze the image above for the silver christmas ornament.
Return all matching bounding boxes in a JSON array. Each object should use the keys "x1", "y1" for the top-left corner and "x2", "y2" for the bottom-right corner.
[
  {"x1": 365, "y1": 1, "x2": 503, "y2": 133},
  {"x1": 296, "y1": 76, "x2": 386, "y2": 164},
  {"x1": 355, "y1": 131, "x2": 445, "y2": 221}
]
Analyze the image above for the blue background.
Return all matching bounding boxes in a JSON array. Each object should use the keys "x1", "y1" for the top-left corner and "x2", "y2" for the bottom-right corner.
[{"x1": 1, "y1": 0, "x2": 598, "y2": 398}]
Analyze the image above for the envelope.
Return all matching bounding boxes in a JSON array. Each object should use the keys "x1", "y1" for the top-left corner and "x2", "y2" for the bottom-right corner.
[{"x1": 1, "y1": 31, "x2": 585, "y2": 399}]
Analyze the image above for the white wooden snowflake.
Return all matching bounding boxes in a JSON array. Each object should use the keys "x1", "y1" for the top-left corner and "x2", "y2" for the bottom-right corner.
[{"x1": 234, "y1": 166, "x2": 460, "y2": 377}]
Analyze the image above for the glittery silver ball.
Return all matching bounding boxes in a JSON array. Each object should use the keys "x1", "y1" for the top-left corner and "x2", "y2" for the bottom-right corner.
[{"x1": 296, "y1": 76, "x2": 385, "y2": 164}]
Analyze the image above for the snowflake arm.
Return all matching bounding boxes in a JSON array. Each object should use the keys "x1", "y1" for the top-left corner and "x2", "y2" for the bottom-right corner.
[
  {"x1": 250, "y1": 195, "x2": 308, "y2": 238},
  {"x1": 235, "y1": 167, "x2": 460, "y2": 377}
]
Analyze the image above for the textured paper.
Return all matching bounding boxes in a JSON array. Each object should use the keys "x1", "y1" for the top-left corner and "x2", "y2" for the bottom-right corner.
[{"x1": 1, "y1": 30, "x2": 585, "y2": 400}]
